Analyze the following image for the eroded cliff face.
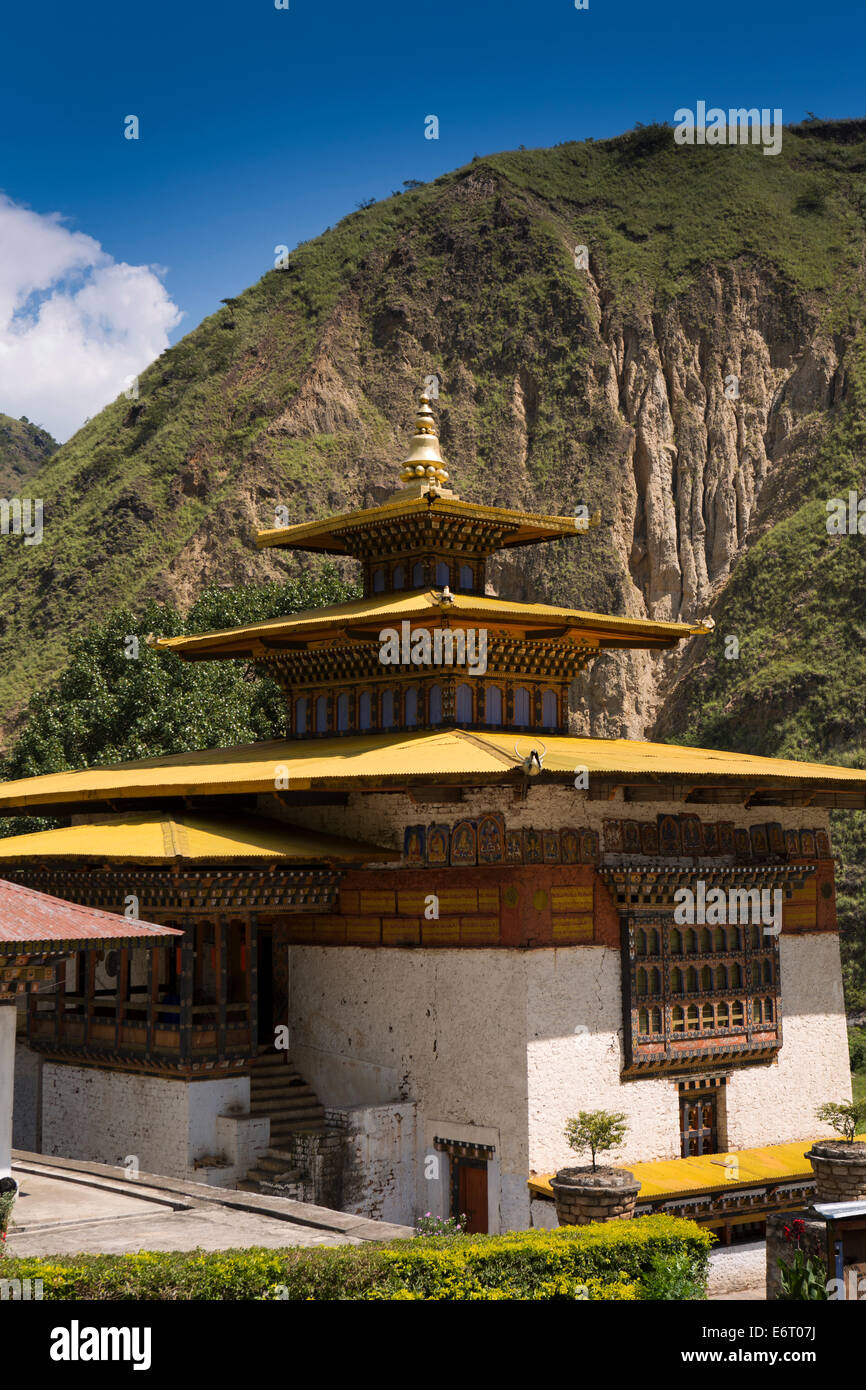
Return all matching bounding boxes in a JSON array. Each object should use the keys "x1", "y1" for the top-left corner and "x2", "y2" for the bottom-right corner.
[
  {"x1": 571, "y1": 259, "x2": 844, "y2": 738},
  {"x1": 3, "y1": 136, "x2": 860, "y2": 731},
  {"x1": 254, "y1": 248, "x2": 842, "y2": 741}
]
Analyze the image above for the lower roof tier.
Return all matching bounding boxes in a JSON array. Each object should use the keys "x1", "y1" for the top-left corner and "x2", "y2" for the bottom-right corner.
[{"x1": 0, "y1": 730, "x2": 865, "y2": 816}]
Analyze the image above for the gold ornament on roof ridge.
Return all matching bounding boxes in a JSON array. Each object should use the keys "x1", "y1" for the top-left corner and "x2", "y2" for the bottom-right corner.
[{"x1": 400, "y1": 393, "x2": 450, "y2": 491}]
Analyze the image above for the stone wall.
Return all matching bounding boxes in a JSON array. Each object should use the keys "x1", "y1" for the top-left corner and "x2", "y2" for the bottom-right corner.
[
  {"x1": 12, "y1": 1038, "x2": 41, "y2": 1154},
  {"x1": 40, "y1": 1065, "x2": 249, "y2": 1181}
]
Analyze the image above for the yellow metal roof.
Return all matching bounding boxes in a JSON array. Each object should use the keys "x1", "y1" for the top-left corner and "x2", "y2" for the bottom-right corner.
[
  {"x1": 0, "y1": 813, "x2": 397, "y2": 864},
  {"x1": 255, "y1": 495, "x2": 596, "y2": 553},
  {"x1": 0, "y1": 730, "x2": 864, "y2": 813},
  {"x1": 528, "y1": 1134, "x2": 866, "y2": 1203},
  {"x1": 149, "y1": 590, "x2": 707, "y2": 659}
]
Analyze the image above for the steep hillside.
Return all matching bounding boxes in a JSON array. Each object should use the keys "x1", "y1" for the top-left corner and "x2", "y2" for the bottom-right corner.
[
  {"x1": 0, "y1": 414, "x2": 57, "y2": 495},
  {"x1": 3, "y1": 117, "x2": 866, "y2": 741}
]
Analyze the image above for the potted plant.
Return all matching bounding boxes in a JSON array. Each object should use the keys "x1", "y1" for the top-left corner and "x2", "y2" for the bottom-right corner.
[
  {"x1": 806, "y1": 1100, "x2": 866, "y2": 1203},
  {"x1": 551, "y1": 1110, "x2": 640, "y2": 1226}
]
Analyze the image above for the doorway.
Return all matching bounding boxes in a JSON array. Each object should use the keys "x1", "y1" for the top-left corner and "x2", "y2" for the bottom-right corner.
[{"x1": 451, "y1": 1157, "x2": 488, "y2": 1234}]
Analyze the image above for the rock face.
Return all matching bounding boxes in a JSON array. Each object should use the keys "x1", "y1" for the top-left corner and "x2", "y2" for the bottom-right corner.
[{"x1": 0, "y1": 124, "x2": 863, "y2": 731}]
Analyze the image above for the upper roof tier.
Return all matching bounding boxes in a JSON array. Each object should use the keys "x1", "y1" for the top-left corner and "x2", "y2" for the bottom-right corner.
[
  {"x1": 149, "y1": 590, "x2": 710, "y2": 662},
  {"x1": 255, "y1": 393, "x2": 600, "y2": 569}
]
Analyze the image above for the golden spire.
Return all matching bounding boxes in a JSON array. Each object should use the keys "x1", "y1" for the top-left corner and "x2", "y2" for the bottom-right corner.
[{"x1": 399, "y1": 394, "x2": 450, "y2": 491}]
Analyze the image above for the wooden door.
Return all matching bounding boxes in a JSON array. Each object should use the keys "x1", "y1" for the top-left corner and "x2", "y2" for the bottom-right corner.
[{"x1": 455, "y1": 1158, "x2": 488, "y2": 1234}]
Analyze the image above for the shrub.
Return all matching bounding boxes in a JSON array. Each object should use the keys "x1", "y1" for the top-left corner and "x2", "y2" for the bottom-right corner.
[
  {"x1": 0, "y1": 1216, "x2": 712, "y2": 1300},
  {"x1": 816, "y1": 1099, "x2": 866, "y2": 1142},
  {"x1": 564, "y1": 1110, "x2": 628, "y2": 1170}
]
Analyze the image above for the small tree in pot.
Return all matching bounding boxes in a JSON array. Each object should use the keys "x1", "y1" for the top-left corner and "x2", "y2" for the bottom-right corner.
[
  {"x1": 564, "y1": 1111, "x2": 628, "y2": 1171},
  {"x1": 806, "y1": 1100, "x2": 866, "y2": 1203},
  {"x1": 551, "y1": 1110, "x2": 640, "y2": 1226}
]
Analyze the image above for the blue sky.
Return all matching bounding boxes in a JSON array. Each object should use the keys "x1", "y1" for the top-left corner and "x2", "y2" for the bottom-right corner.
[{"x1": 1, "y1": 0, "x2": 864, "y2": 438}]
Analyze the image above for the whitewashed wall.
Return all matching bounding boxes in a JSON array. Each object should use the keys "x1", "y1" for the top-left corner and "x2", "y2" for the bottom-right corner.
[
  {"x1": 40, "y1": 1066, "x2": 249, "y2": 1180},
  {"x1": 724, "y1": 933, "x2": 851, "y2": 1150},
  {"x1": 0, "y1": 1007, "x2": 16, "y2": 1177}
]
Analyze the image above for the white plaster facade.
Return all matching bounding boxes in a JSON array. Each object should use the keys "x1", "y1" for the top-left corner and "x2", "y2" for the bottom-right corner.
[
  {"x1": 0, "y1": 1006, "x2": 16, "y2": 1178},
  {"x1": 39, "y1": 1066, "x2": 258, "y2": 1184},
  {"x1": 286, "y1": 929, "x2": 851, "y2": 1232}
]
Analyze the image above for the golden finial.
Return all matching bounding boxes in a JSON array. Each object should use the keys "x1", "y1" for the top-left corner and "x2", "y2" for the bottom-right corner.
[{"x1": 400, "y1": 394, "x2": 450, "y2": 490}]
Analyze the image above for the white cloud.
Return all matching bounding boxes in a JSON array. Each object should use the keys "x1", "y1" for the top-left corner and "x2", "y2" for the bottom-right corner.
[{"x1": 0, "y1": 195, "x2": 183, "y2": 442}]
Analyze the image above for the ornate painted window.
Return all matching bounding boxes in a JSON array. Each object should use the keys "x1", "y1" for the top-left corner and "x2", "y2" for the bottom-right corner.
[
  {"x1": 435, "y1": 561, "x2": 450, "y2": 587},
  {"x1": 405, "y1": 686, "x2": 418, "y2": 728},
  {"x1": 412, "y1": 561, "x2": 426, "y2": 588},
  {"x1": 337, "y1": 693, "x2": 350, "y2": 732},
  {"x1": 295, "y1": 696, "x2": 308, "y2": 736},
  {"x1": 541, "y1": 689, "x2": 557, "y2": 729},
  {"x1": 373, "y1": 566, "x2": 386, "y2": 593},
  {"x1": 484, "y1": 686, "x2": 503, "y2": 726},
  {"x1": 455, "y1": 683, "x2": 473, "y2": 723},
  {"x1": 624, "y1": 912, "x2": 781, "y2": 1074},
  {"x1": 315, "y1": 695, "x2": 328, "y2": 734},
  {"x1": 359, "y1": 690, "x2": 372, "y2": 732},
  {"x1": 459, "y1": 564, "x2": 473, "y2": 590},
  {"x1": 381, "y1": 689, "x2": 395, "y2": 730},
  {"x1": 514, "y1": 687, "x2": 530, "y2": 726},
  {"x1": 393, "y1": 564, "x2": 406, "y2": 591},
  {"x1": 429, "y1": 683, "x2": 442, "y2": 723}
]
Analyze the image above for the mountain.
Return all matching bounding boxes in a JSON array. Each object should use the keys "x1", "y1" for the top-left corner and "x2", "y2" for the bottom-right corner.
[
  {"x1": 2, "y1": 117, "x2": 866, "y2": 753},
  {"x1": 0, "y1": 414, "x2": 57, "y2": 496}
]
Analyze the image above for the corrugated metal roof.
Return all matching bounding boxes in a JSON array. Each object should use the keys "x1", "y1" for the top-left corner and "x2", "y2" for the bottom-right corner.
[
  {"x1": 529, "y1": 1134, "x2": 866, "y2": 1203},
  {"x1": 0, "y1": 812, "x2": 397, "y2": 865},
  {"x1": 0, "y1": 877, "x2": 181, "y2": 947},
  {"x1": 255, "y1": 495, "x2": 589, "y2": 553},
  {"x1": 149, "y1": 590, "x2": 703, "y2": 658},
  {"x1": 0, "y1": 729, "x2": 864, "y2": 814}
]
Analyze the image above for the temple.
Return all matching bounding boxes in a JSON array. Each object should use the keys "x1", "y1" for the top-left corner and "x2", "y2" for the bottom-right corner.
[{"x1": 5, "y1": 393, "x2": 866, "y2": 1234}]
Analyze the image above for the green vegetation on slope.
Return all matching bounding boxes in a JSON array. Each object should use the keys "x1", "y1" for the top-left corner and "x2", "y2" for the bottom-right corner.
[
  {"x1": 3, "y1": 122, "x2": 866, "y2": 722},
  {"x1": 0, "y1": 413, "x2": 57, "y2": 495},
  {"x1": 0, "y1": 567, "x2": 358, "y2": 836}
]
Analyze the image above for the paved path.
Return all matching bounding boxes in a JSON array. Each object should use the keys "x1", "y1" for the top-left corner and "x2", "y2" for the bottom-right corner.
[{"x1": 6, "y1": 1152, "x2": 413, "y2": 1256}]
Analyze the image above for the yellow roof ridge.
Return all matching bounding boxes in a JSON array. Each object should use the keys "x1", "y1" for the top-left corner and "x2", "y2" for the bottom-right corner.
[
  {"x1": 0, "y1": 729, "x2": 863, "y2": 814},
  {"x1": 255, "y1": 494, "x2": 596, "y2": 551},
  {"x1": 0, "y1": 810, "x2": 398, "y2": 864},
  {"x1": 149, "y1": 591, "x2": 707, "y2": 656}
]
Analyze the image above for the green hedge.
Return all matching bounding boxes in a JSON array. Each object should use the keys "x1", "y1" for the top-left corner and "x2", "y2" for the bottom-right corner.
[{"x1": 0, "y1": 1215, "x2": 712, "y2": 1300}]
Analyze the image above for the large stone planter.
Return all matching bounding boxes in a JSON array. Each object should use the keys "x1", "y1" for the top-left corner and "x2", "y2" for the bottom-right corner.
[
  {"x1": 805, "y1": 1141, "x2": 866, "y2": 1203},
  {"x1": 551, "y1": 1165, "x2": 641, "y2": 1226}
]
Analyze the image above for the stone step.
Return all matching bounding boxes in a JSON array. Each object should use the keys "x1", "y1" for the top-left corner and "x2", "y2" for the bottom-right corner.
[
  {"x1": 250, "y1": 1053, "x2": 293, "y2": 1069},
  {"x1": 269, "y1": 1120, "x2": 326, "y2": 1139},
  {"x1": 249, "y1": 1075, "x2": 308, "y2": 1094},
  {"x1": 250, "y1": 1093, "x2": 317, "y2": 1114},
  {"x1": 237, "y1": 1173, "x2": 301, "y2": 1191},
  {"x1": 250, "y1": 1154, "x2": 303, "y2": 1177},
  {"x1": 269, "y1": 1110, "x2": 326, "y2": 1130}
]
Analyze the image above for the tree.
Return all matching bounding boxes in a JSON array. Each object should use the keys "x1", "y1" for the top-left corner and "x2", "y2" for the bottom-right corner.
[
  {"x1": 0, "y1": 565, "x2": 359, "y2": 835},
  {"x1": 564, "y1": 1110, "x2": 628, "y2": 1171},
  {"x1": 816, "y1": 1100, "x2": 866, "y2": 1143}
]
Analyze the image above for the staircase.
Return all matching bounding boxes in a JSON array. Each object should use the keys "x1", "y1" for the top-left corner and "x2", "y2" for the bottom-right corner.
[{"x1": 238, "y1": 1048, "x2": 327, "y2": 1193}]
